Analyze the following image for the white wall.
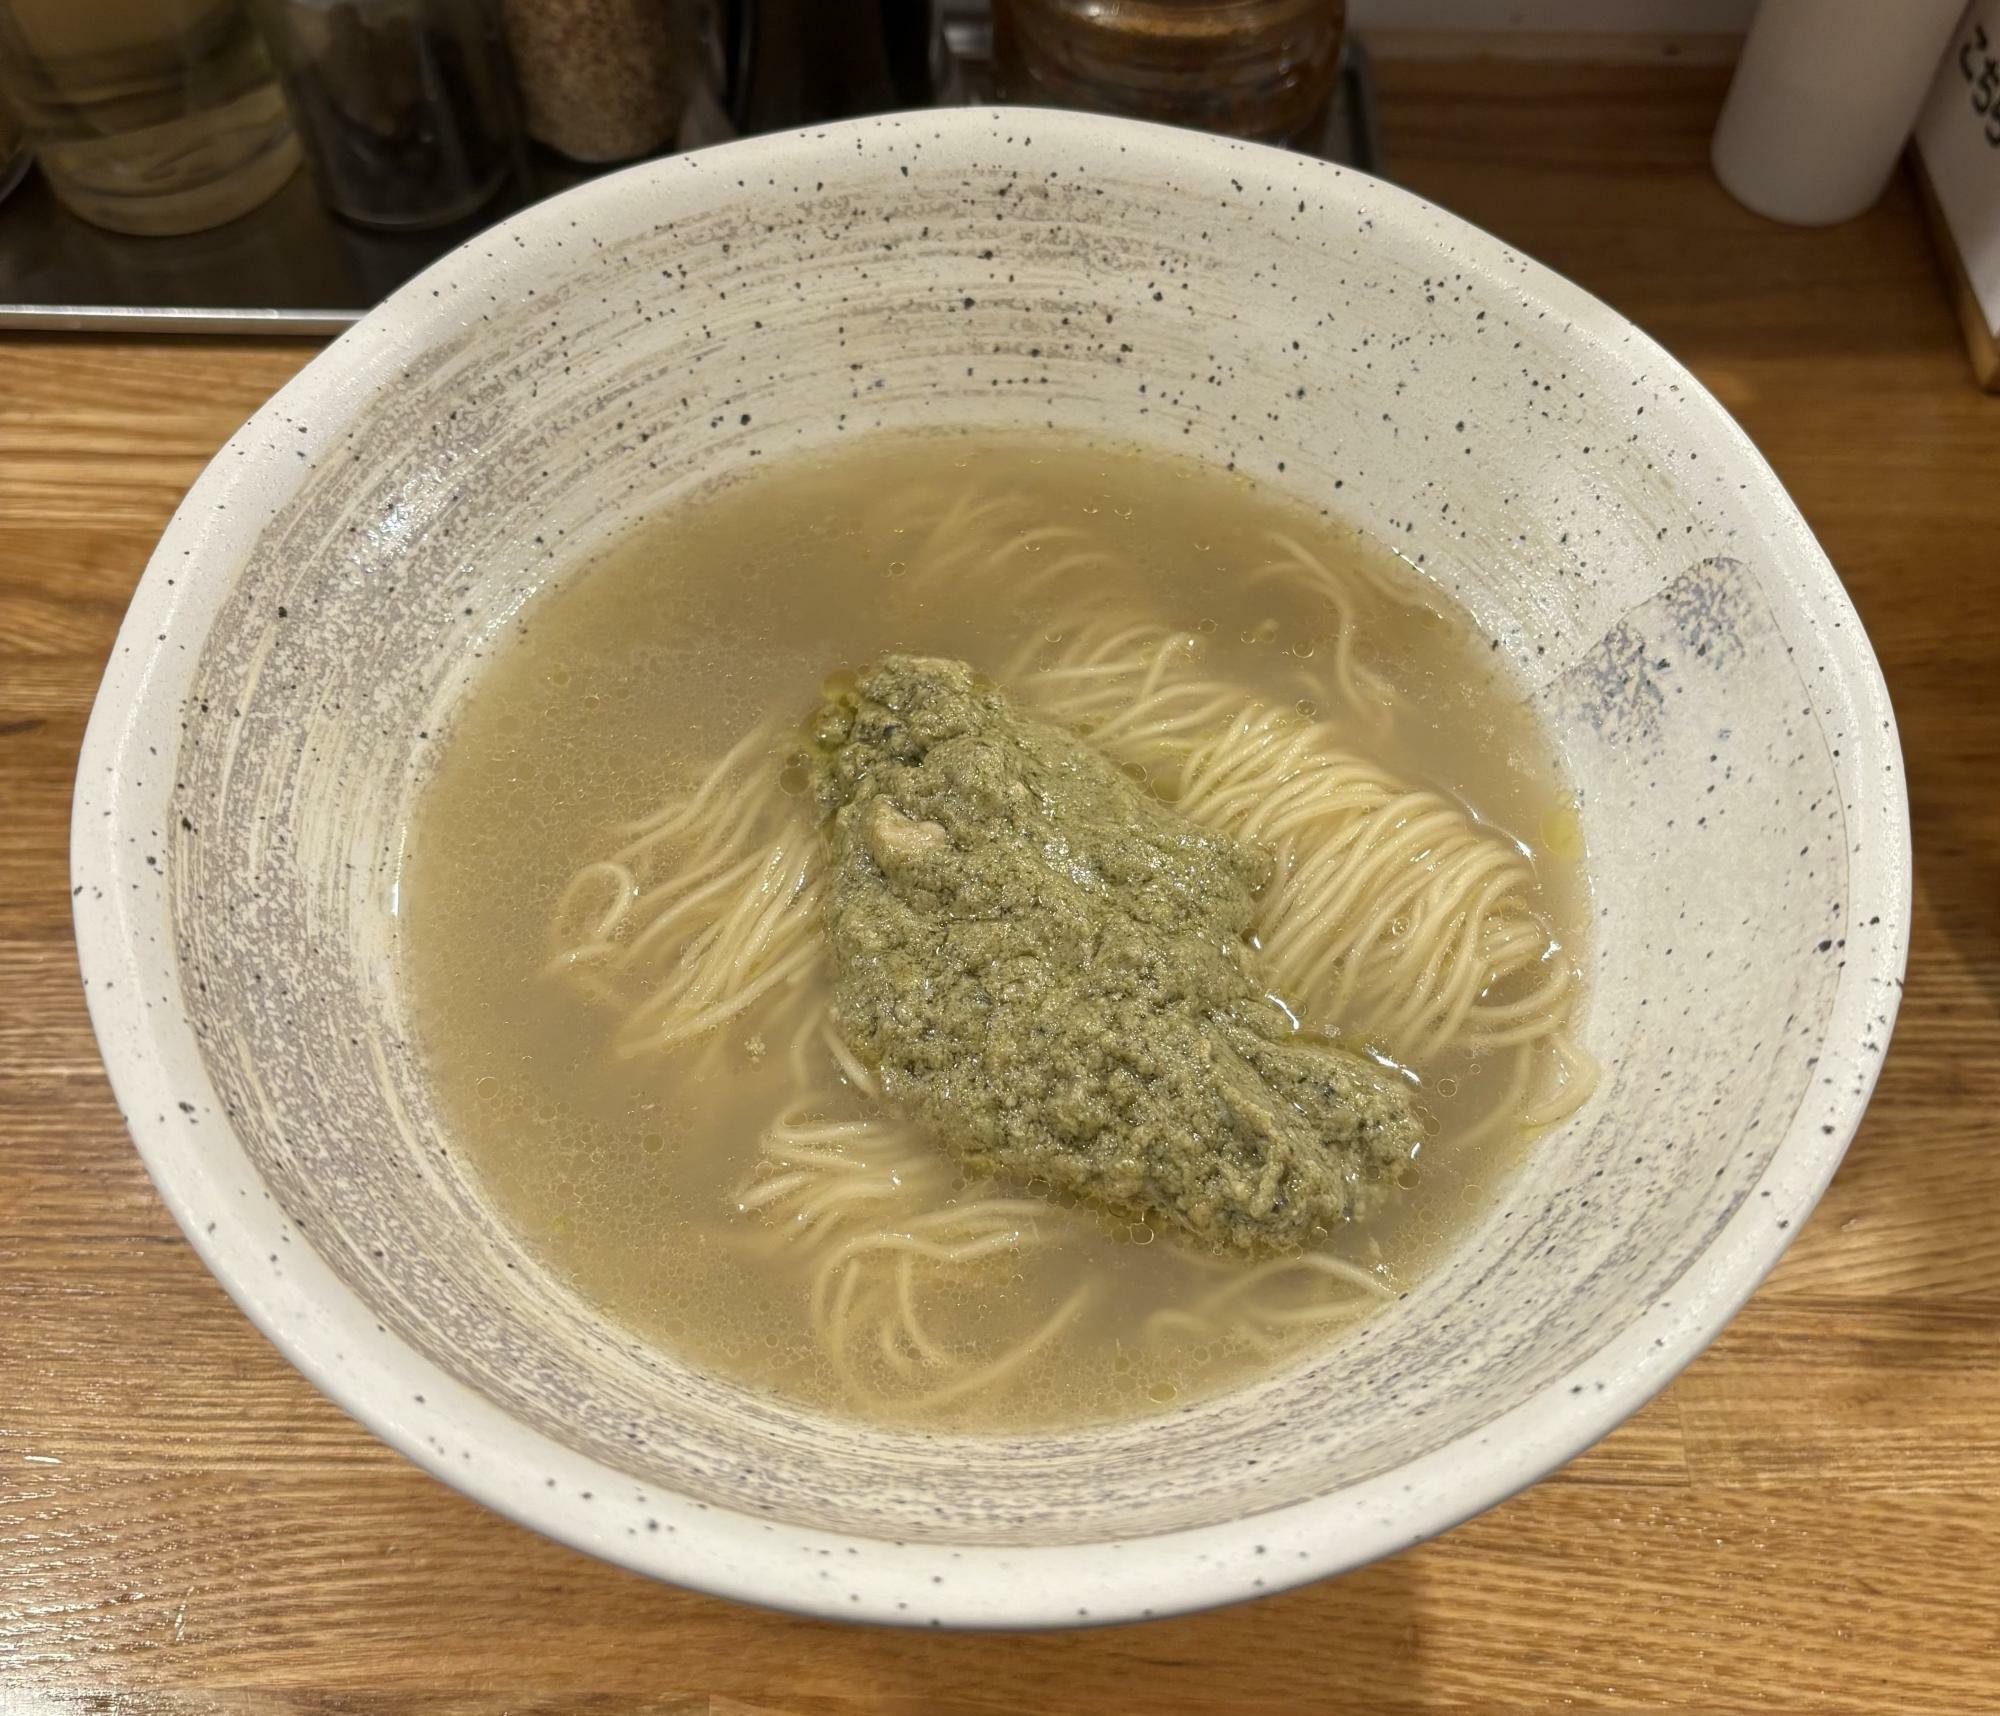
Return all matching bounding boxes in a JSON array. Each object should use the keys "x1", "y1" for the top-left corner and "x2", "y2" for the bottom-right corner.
[{"x1": 1350, "y1": 0, "x2": 1756, "y2": 30}]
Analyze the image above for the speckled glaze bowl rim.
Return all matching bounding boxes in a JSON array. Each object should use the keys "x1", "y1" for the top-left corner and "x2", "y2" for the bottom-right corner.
[{"x1": 73, "y1": 108, "x2": 1910, "y2": 1629}]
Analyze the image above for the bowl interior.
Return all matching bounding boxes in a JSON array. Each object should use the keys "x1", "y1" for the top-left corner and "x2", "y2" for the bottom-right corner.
[{"x1": 90, "y1": 114, "x2": 1904, "y2": 1580}]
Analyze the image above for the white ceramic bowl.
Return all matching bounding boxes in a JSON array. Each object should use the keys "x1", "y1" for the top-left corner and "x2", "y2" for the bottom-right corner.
[{"x1": 73, "y1": 109, "x2": 1909, "y2": 1627}]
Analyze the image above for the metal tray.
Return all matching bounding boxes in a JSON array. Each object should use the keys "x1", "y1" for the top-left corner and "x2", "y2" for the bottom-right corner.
[{"x1": 0, "y1": 38, "x2": 1376, "y2": 335}]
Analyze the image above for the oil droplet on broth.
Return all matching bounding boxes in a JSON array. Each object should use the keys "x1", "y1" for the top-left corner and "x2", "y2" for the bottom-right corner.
[{"x1": 1542, "y1": 798, "x2": 1587, "y2": 863}]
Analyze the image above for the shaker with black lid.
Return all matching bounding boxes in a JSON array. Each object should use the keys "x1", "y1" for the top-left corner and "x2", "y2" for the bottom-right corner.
[{"x1": 256, "y1": 0, "x2": 522, "y2": 229}]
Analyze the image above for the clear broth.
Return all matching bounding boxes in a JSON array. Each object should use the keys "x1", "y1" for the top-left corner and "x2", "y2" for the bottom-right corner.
[{"x1": 400, "y1": 433, "x2": 1588, "y2": 1431}]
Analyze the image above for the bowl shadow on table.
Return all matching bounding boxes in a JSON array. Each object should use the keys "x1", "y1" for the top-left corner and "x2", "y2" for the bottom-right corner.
[
  {"x1": 1861, "y1": 547, "x2": 2000, "y2": 1051},
  {"x1": 1903, "y1": 720, "x2": 2000, "y2": 1017},
  {"x1": 711, "y1": 1551, "x2": 1429, "y2": 1716},
  {"x1": 1752, "y1": 585, "x2": 1997, "y2": 1306}
]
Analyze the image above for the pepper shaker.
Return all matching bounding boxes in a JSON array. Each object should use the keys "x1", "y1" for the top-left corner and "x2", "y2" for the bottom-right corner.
[{"x1": 504, "y1": 0, "x2": 688, "y2": 163}]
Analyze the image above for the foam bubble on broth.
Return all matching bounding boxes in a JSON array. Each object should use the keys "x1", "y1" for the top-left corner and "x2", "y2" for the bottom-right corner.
[{"x1": 398, "y1": 433, "x2": 1591, "y2": 1431}]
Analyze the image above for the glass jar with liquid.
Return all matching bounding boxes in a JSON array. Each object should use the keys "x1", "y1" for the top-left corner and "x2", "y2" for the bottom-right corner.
[
  {"x1": 0, "y1": 0, "x2": 299, "y2": 235},
  {"x1": 994, "y1": 0, "x2": 1345, "y2": 147}
]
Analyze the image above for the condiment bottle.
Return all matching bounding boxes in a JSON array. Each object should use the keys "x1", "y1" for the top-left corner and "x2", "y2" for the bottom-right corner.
[
  {"x1": 503, "y1": 0, "x2": 686, "y2": 163},
  {"x1": 1713, "y1": 0, "x2": 1968, "y2": 226},
  {"x1": 0, "y1": 0, "x2": 300, "y2": 236},
  {"x1": 256, "y1": 0, "x2": 522, "y2": 230},
  {"x1": 994, "y1": 0, "x2": 1344, "y2": 147}
]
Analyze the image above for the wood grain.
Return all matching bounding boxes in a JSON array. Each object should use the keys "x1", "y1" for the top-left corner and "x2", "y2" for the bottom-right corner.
[{"x1": 3, "y1": 61, "x2": 1997, "y2": 1714}]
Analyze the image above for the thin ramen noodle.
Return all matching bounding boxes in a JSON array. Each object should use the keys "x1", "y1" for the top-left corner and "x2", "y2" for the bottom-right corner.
[{"x1": 402, "y1": 434, "x2": 1595, "y2": 1431}]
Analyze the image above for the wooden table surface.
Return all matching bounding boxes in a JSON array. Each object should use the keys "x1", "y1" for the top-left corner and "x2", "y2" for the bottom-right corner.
[{"x1": 4, "y1": 60, "x2": 1997, "y2": 1714}]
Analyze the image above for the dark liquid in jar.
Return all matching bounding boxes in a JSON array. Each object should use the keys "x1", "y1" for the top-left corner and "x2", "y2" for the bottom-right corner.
[{"x1": 994, "y1": 0, "x2": 1345, "y2": 146}]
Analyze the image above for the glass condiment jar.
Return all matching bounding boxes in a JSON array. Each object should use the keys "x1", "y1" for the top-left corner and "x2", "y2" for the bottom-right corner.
[
  {"x1": 0, "y1": 0, "x2": 299, "y2": 235},
  {"x1": 994, "y1": 0, "x2": 1345, "y2": 147},
  {"x1": 256, "y1": 0, "x2": 522, "y2": 230},
  {"x1": 503, "y1": 0, "x2": 687, "y2": 163}
]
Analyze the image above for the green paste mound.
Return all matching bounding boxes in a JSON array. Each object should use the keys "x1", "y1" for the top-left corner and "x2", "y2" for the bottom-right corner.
[{"x1": 810, "y1": 655, "x2": 1421, "y2": 1254}]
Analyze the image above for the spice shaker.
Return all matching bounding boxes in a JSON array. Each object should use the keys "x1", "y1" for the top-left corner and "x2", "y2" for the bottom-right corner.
[
  {"x1": 504, "y1": 0, "x2": 687, "y2": 163},
  {"x1": 256, "y1": 0, "x2": 521, "y2": 230}
]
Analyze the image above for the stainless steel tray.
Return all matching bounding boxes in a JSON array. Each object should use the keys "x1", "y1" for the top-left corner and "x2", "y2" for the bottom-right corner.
[{"x1": 0, "y1": 39, "x2": 1376, "y2": 335}]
